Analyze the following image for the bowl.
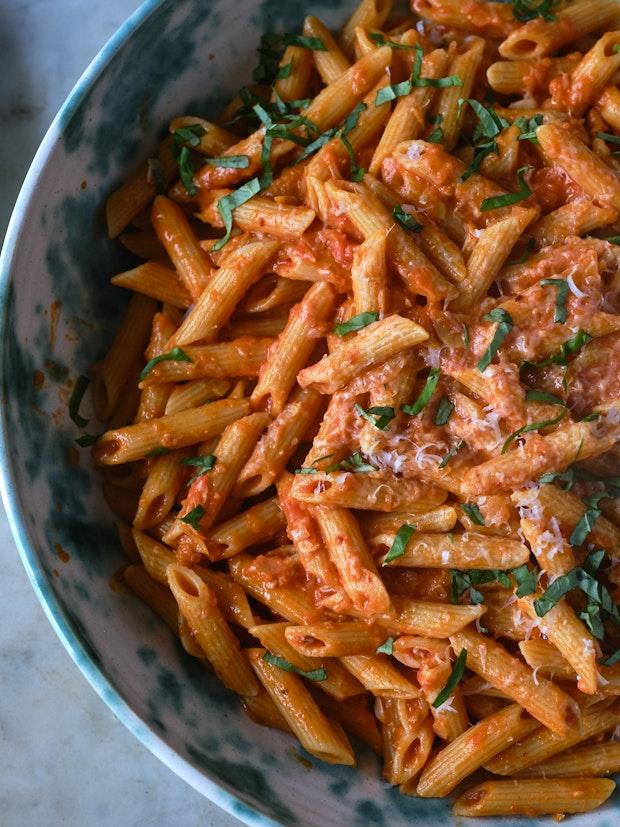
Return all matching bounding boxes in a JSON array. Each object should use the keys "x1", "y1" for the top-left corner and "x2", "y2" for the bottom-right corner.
[{"x1": 0, "y1": 1, "x2": 617, "y2": 825}]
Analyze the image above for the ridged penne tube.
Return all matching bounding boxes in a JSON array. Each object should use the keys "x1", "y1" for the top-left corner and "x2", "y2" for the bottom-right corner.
[
  {"x1": 387, "y1": 596, "x2": 485, "y2": 637},
  {"x1": 518, "y1": 639, "x2": 576, "y2": 682},
  {"x1": 461, "y1": 675, "x2": 513, "y2": 700},
  {"x1": 168, "y1": 116, "x2": 238, "y2": 155},
  {"x1": 241, "y1": 686, "x2": 291, "y2": 732},
  {"x1": 418, "y1": 222, "x2": 467, "y2": 284},
  {"x1": 246, "y1": 647, "x2": 356, "y2": 766},
  {"x1": 313, "y1": 506, "x2": 392, "y2": 616},
  {"x1": 151, "y1": 196, "x2": 212, "y2": 300},
  {"x1": 193, "y1": 567, "x2": 255, "y2": 629},
  {"x1": 273, "y1": 45, "x2": 314, "y2": 102},
  {"x1": 417, "y1": 704, "x2": 534, "y2": 798},
  {"x1": 205, "y1": 496, "x2": 285, "y2": 560},
  {"x1": 499, "y1": 0, "x2": 620, "y2": 60},
  {"x1": 550, "y1": 32, "x2": 620, "y2": 116},
  {"x1": 228, "y1": 553, "x2": 322, "y2": 624},
  {"x1": 111, "y1": 262, "x2": 192, "y2": 308},
  {"x1": 249, "y1": 622, "x2": 364, "y2": 701},
  {"x1": 434, "y1": 39, "x2": 485, "y2": 152},
  {"x1": 177, "y1": 412, "x2": 268, "y2": 537},
  {"x1": 324, "y1": 180, "x2": 456, "y2": 300},
  {"x1": 124, "y1": 564, "x2": 179, "y2": 632},
  {"x1": 225, "y1": 313, "x2": 289, "y2": 340},
  {"x1": 236, "y1": 386, "x2": 323, "y2": 496},
  {"x1": 118, "y1": 228, "x2": 168, "y2": 261},
  {"x1": 535, "y1": 483, "x2": 620, "y2": 557},
  {"x1": 106, "y1": 136, "x2": 177, "y2": 237},
  {"x1": 167, "y1": 564, "x2": 259, "y2": 696},
  {"x1": 195, "y1": 47, "x2": 393, "y2": 191},
  {"x1": 285, "y1": 621, "x2": 387, "y2": 657},
  {"x1": 453, "y1": 778, "x2": 616, "y2": 817},
  {"x1": 514, "y1": 742, "x2": 620, "y2": 779},
  {"x1": 351, "y1": 232, "x2": 388, "y2": 317},
  {"x1": 133, "y1": 448, "x2": 192, "y2": 529},
  {"x1": 380, "y1": 531, "x2": 529, "y2": 569},
  {"x1": 297, "y1": 315, "x2": 428, "y2": 394},
  {"x1": 450, "y1": 629, "x2": 580, "y2": 736},
  {"x1": 290, "y1": 472, "x2": 447, "y2": 512},
  {"x1": 139, "y1": 338, "x2": 272, "y2": 386},
  {"x1": 412, "y1": 0, "x2": 515, "y2": 37},
  {"x1": 340, "y1": 654, "x2": 421, "y2": 699},
  {"x1": 197, "y1": 194, "x2": 316, "y2": 241},
  {"x1": 378, "y1": 697, "x2": 434, "y2": 786},
  {"x1": 239, "y1": 275, "x2": 309, "y2": 315},
  {"x1": 597, "y1": 84, "x2": 620, "y2": 131},
  {"x1": 304, "y1": 15, "x2": 350, "y2": 83},
  {"x1": 464, "y1": 694, "x2": 508, "y2": 721},
  {"x1": 529, "y1": 200, "x2": 618, "y2": 248},
  {"x1": 92, "y1": 398, "x2": 250, "y2": 465},
  {"x1": 518, "y1": 595, "x2": 599, "y2": 695},
  {"x1": 168, "y1": 240, "x2": 279, "y2": 347},
  {"x1": 486, "y1": 55, "x2": 581, "y2": 95},
  {"x1": 134, "y1": 312, "x2": 175, "y2": 423},
  {"x1": 131, "y1": 529, "x2": 176, "y2": 585},
  {"x1": 537, "y1": 123, "x2": 620, "y2": 211},
  {"x1": 463, "y1": 419, "x2": 618, "y2": 497},
  {"x1": 368, "y1": 48, "x2": 449, "y2": 176},
  {"x1": 360, "y1": 506, "x2": 457, "y2": 536},
  {"x1": 312, "y1": 691, "x2": 383, "y2": 754},
  {"x1": 92, "y1": 293, "x2": 157, "y2": 420},
  {"x1": 485, "y1": 704, "x2": 620, "y2": 776},
  {"x1": 338, "y1": 0, "x2": 393, "y2": 59},
  {"x1": 251, "y1": 281, "x2": 337, "y2": 416},
  {"x1": 450, "y1": 207, "x2": 538, "y2": 312},
  {"x1": 164, "y1": 378, "x2": 231, "y2": 415}
]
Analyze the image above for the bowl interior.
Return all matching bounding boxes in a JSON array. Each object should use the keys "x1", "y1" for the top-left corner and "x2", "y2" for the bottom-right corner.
[{"x1": 1, "y1": 0, "x2": 618, "y2": 825}]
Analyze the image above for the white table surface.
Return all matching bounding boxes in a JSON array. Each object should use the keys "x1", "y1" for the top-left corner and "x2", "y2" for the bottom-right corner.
[{"x1": 0, "y1": 3, "x2": 242, "y2": 825}]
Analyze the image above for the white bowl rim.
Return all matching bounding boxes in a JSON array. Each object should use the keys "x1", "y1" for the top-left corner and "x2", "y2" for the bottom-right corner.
[{"x1": 0, "y1": 2, "x2": 279, "y2": 824}]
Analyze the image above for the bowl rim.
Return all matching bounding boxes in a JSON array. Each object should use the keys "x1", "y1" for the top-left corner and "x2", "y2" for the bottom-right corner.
[{"x1": 0, "y1": 2, "x2": 280, "y2": 824}]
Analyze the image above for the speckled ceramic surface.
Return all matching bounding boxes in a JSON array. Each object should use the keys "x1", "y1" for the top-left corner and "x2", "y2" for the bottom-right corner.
[{"x1": 0, "y1": 1, "x2": 618, "y2": 825}]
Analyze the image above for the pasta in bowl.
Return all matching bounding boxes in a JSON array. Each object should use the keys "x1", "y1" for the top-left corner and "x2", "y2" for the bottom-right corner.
[{"x1": 7, "y1": 0, "x2": 620, "y2": 822}]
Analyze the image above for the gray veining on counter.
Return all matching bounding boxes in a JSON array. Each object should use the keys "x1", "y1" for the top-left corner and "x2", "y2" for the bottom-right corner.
[{"x1": 0, "y1": 2, "x2": 242, "y2": 824}]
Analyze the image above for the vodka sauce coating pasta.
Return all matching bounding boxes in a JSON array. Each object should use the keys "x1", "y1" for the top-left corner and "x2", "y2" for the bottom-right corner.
[{"x1": 85, "y1": 0, "x2": 620, "y2": 817}]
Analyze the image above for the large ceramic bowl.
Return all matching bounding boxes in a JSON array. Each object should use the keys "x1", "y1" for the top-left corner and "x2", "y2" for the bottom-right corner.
[{"x1": 1, "y1": 1, "x2": 618, "y2": 825}]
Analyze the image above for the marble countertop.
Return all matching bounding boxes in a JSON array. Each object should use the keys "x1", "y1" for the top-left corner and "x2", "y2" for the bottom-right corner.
[{"x1": 0, "y1": 2, "x2": 241, "y2": 825}]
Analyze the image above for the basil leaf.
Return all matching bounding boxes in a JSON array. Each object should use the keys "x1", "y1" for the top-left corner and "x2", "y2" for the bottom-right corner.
[
  {"x1": 180, "y1": 505, "x2": 206, "y2": 530},
  {"x1": 263, "y1": 651, "x2": 327, "y2": 681},
  {"x1": 171, "y1": 125, "x2": 207, "y2": 196},
  {"x1": 460, "y1": 141, "x2": 497, "y2": 183},
  {"x1": 540, "y1": 278, "x2": 568, "y2": 324},
  {"x1": 501, "y1": 409, "x2": 567, "y2": 454},
  {"x1": 439, "y1": 439, "x2": 465, "y2": 469},
  {"x1": 140, "y1": 347, "x2": 192, "y2": 381},
  {"x1": 393, "y1": 205, "x2": 423, "y2": 233},
  {"x1": 325, "y1": 451, "x2": 377, "y2": 473},
  {"x1": 462, "y1": 503, "x2": 485, "y2": 526},
  {"x1": 435, "y1": 396, "x2": 455, "y2": 426},
  {"x1": 462, "y1": 323, "x2": 470, "y2": 349},
  {"x1": 294, "y1": 103, "x2": 366, "y2": 164},
  {"x1": 433, "y1": 648, "x2": 467, "y2": 708},
  {"x1": 334, "y1": 311, "x2": 378, "y2": 336},
  {"x1": 146, "y1": 446, "x2": 172, "y2": 457},
  {"x1": 75, "y1": 433, "x2": 99, "y2": 447},
  {"x1": 512, "y1": 0, "x2": 556, "y2": 23},
  {"x1": 480, "y1": 166, "x2": 532, "y2": 212},
  {"x1": 427, "y1": 125, "x2": 444, "y2": 143},
  {"x1": 280, "y1": 34, "x2": 326, "y2": 50},
  {"x1": 569, "y1": 495, "x2": 603, "y2": 547},
  {"x1": 477, "y1": 308, "x2": 513, "y2": 372},
  {"x1": 176, "y1": 146, "x2": 197, "y2": 195},
  {"x1": 595, "y1": 131, "x2": 620, "y2": 145},
  {"x1": 461, "y1": 99, "x2": 509, "y2": 142},
  {"x1": 294, "y1": 467, "x2": 317, "y2": 475},
  {"x1": 353, "y1": 403, "x2": 395, "y2": 431},
  {"x1": 276, "y1": 61, "x2": 293, "y2": 79},
  {"x1": 401, "y1": 369, "x2": 441, "y2": 416},
  {"x1": 580, "y1": 602, "x2": 605, "y2": 640},
  {"x1": 340, "y1": 134, "x2": 365, "y2": 181},
  {"x1": 525, "y1": 389, "x2": 566, "y2": 406},
  {"x1": 376, "y1": 637, "x2": 395, "y2": 655},
  {"x1": 411, "y1": 45, "x2": 462, "y2": 88},
  {"x1": 451, "y1": 569, "x2": 509, "y2": 604},
  {"x1": 384, "y1": 524, "x2": 415, "y2": 564},
  {"x1": 181, "y1": 454, "x2": 217, "y2": 483},
  {"x1": 523, "y1": 330, "x2": 592, "y2": 368},
  {"x1": 512, "y1": 564, "x2": 537, "y2": 597},
  {"x1": 205, "y1": 155, "x2": 251, "y2": 169},
  {"x1": 253, "y1": 32, "x2": 326, "y2": 84},
  {"x1": 509, "y1": 237, "x2": 535, "y2": 265},
  {"x1": 368, "y1": 33, "x2": 416, "y2": 50},
  {"x1": 601, "y1": 649, "x2": 620, "y2": 666},
  {"x1": 69, "y1": 374, "x2": 90, "y2": 427},
  {"x1": 213, "y1": 176, "x2": 262, "y2": 251},
  {"x1": 173, "y1": 125, "x2": 206, "y2": 148}
]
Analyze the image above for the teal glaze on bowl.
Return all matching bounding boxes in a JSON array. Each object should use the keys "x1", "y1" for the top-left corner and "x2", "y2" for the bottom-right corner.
[{"x1": 0, "y1": 1, "x2": 617, "y2": 825}]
